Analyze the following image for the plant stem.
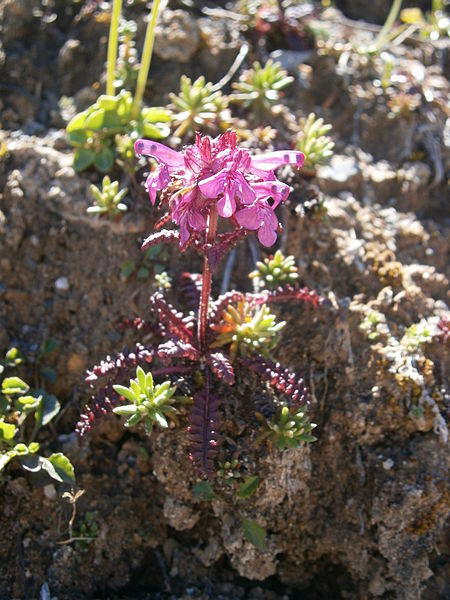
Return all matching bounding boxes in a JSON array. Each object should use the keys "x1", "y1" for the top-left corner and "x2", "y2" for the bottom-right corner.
[
  {"x1": 198, "y1": 204, "x2": 218, "y2": 353},
  {"x1": 131, "y1": 0, "x2": 161, "y2": 121},
  {"x1": 106, "y1": 0, "x2": 123, "y2": 95},
  {"x1": 374, "y1": 0, "x2": 403, "y2": 51}
]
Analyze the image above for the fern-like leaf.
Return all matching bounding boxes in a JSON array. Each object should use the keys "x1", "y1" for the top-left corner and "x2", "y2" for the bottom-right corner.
[
  {"x1": 241, "y1": 354, "x2": 308, "y2": 406},
  {"x1": 206, "y1": 352, "x2": 235, "y2": 385},
  {"x1": 150, "y1": 292, "x2": 195, "y2": 343},
  {"x1": 142, "y1": 229, "x2": 179, "y2": 251},
  {"x1": 157, "y1": 339, "x2": 200, "y2": 364},
  {"x1": 189, "y1": 372, "x2": 220, "y2": 477}
]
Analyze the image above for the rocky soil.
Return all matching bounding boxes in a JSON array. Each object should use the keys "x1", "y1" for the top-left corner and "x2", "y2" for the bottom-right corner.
[{"x1": 0, "y1": 1, "x2": 449, "y2": 599}]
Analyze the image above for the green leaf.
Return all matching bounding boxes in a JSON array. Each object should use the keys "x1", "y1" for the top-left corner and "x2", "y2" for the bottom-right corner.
[
  {"x1": 85, "y1": 108, "x2": 106, "y2": 131},
  {"x1": 237, "y1": 476, "x2": 260, "y2": 499},
  {"x1": 141, "y1": 107, "x2": 172, "y2": 122},
  {"x1": 113, "y1": 404, "x2": 137, "y2": 415},
  {"x1": 66, "y1": 110, "x2": 89, "y2": 133},
  {"x1": 2, "y1": 377, "x2": 29, "y2": 395},
  {"x1": 120, "y1": 260, "x2": 135, "y2": 279},
  {"x1": 74, "y1": 148, "x2": 95, "y2": 172},
  {"x1": 136, "y1": 366, "x2": 146, "y2": 390},
  {"x1": 137, "y1": 266, "x2": 150, "y2": 280},
  {"x1": 35, "y1": 392, "x2": 60, "y2": 428},
  {"x1": 48, "y1": 453, "x2": 75, "y2": 484},
  {"x1": 68, "y1": 130, "x2": 88, "y2": 147},
  {"x1": 242, "y1": 518, "x2": 267, "y2": 551},
  {"x1": 0, "y1": 450, "x2": 17, "y2": 471},
  {"x1": 40, "y1": 338, "x2": 57, "y2": 356},
  {"x1": 93, "y1": 147, "x2": 114, "y2": 173},
  {"x1": 192, "y1": 480, "x2": 216, "y2": 501},
  {"x1": 0, "y1": 421, "x2": 16, "y2": 441},
  {"x1": 5, "y1": 347, "x2": 22, "y2": 366},
  {"x1": 154, "y1": 412, "x2": 168, "y2": 428},
  {"x1": 141, "y1": 122, "x2": 171, "y2": 140},
  {"x1": 113, "y1": 385, "x2": 137, "y2": 403},
  {"x1": 16, "y1": 395, "x2": 40, "y2": 414},
  {"x1": 97, "y1": 94, "x2": 120, "y2": 111}
]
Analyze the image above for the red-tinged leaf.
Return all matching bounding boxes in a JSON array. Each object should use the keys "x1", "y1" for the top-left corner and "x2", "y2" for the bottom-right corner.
[
  {"x1": 206, "y1": 352, "x2": 235, "y2": 385},
  {"x1": 142, "y1": 229, "x2": 179, "y2": 250}
]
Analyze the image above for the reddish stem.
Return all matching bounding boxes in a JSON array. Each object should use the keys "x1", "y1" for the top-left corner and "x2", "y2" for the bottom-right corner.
[{"x1": 198, "y1": 204, "x2": 218, "y2": 353}]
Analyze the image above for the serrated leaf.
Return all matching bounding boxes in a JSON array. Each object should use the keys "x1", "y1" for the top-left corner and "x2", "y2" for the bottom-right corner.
[
  {"x1": 237, "y1": 476, "x2": 260, "y2": 499},
  {"x1": 192, "y1": 480, "x2": 216, "y2": 501},
  {"x1": 2, "y1": 377, "x2": 29, "y2": 395},
  {"x1": 242, "y1": 518, "x2": 267, "y2": 551},
  {"x1": 48, "y1": 453, "x2": 75, "y2": 484}
]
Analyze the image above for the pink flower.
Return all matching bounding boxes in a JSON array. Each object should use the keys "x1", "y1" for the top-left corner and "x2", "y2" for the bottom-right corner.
[
  {"x1": 135, "y1": 131, "x2": 304, "y2": 247},
  {"x1": 236, "y1": 200, "x2": 279, "y2": 247}
]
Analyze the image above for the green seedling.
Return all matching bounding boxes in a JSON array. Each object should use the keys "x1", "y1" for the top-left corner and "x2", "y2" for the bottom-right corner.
[
  {"x1": 296, "y1": 113, "x2": 334, "y2": 172},
  {"x1": 249, "y1": 250, "x2": 298, "y2": 292},
  {"x1": 88, "y1": 175, "x2": 128, "y2": 217}
]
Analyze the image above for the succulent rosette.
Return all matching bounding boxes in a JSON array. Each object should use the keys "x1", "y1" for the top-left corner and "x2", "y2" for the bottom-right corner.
[{"x1": 135, "y1": 130, "x2": 304, "y2": 247}]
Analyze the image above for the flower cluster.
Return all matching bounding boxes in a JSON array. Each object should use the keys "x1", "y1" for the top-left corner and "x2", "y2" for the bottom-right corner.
[{"x1": 135, "y1": 130, "x2": 304, "y2": 247}]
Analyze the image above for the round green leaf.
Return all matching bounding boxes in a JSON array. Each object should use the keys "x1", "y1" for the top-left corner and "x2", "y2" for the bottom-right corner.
[{"x1": 74, "y1": 148, "x2": 95, "y2": 172}]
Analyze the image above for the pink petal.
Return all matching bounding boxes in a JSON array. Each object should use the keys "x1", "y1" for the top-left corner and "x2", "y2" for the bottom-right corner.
[
  {"x1": 250, "y1": 151, "x2": 305, "y2": 171},
  {"x1": 188, "y1": 211, "x2": 207, "y2": 231},
  {"x1": 258, "y1": 222, "x2": 277, "y2": 247},
  {"x1": 145, "y1": 164, "x2": 170, "y2": 205},
  {"x1": 236, "y1": 206, "x2": 261, "y2": 230},
  {"x1": 252, "y1": 180, "x2": 290, "y2": 206},
  {"x1": 198, "y1": 171, "x2": 226, "y2": 199},
  {"x1": 235, "y1": 173, "x2": 256, "y2": 204},
  {"x1": 135, "y1": 139, "x2": 184, "y2": 167},
  {"x1": 217, "y1": 186, "x2": 236, "y2": 218}
]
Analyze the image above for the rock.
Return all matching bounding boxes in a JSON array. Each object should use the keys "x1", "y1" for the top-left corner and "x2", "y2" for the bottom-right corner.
[
  {"x1": 154, "y1": 10, "x2": 200, "y2": 63},
  {"x1": 163, "y1": 497, "x2": 200, "y2": 531},
  {"x1": 54, "y1": 276, "x2": 69, "y2": 291},
  {"x1": 316, "y1": 154, "x2": 362, "y2": 195}
]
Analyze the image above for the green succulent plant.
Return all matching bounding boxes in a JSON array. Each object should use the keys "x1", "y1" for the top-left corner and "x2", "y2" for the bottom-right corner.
[
  {"x1": 296, "y1": 112, "x2": 334, "y2": 171},
  {"x1": 113, "y1": 367, "x2": 179, "y2": 434},
  {"x1": 256, "y1": 404, "x2": 317, "y2": 449},
  {"x1": 66, "y1": 90, "x2": 171, "y2": 172},
  {"x1": 249, "y1": 250, "x2": 298, "y2": 291},
  {"x1": 115, "y1": 19, "x2": 139, "y2": 91},
  {"x1": 169, "y1": 75, "x2": 229, "y2": 138},
  {"x1": 88, "y1": 176, "x2": 128, "y2": 217},
  {"x1": 217, "y1": 458, "x2": 241, "y2": 481},
  {"x1": 211, "y1": 300, "x2": 285, "y2": 361},
  {"x1": 231, "y1": 60, "x2": 294, "y2": 115},
  {"x1": 0, "y1": 348, "x2": 75, "y2": 483}
]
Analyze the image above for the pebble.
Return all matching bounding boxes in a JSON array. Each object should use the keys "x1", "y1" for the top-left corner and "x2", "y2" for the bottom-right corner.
[
  {"x1": 44, "y1": 483, "x2": 57, "y2": 500},
  {"x1": 54, "y1": 276, "x2": 69, "y2": 291}
]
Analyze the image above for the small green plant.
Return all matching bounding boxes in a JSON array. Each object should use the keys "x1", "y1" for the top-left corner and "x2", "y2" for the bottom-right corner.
[
  {"x1": 211, "y1": 300, "x2": 285, "y2": 361},
  {"x1": 296, "y1": 113, "x2": 334, "y2": 172},
  {"x1": 67, "y1": 90, "x2": 171, "y2": 172},
  {"x1": 400, "y1": 1, "x2": 449, "y2": 41},
  {"x1": 169, "y1": 75, "x2": 229, "y2": 138},
  {"x1": 115, "y1": 19, "x2": 139, "y2": 91},
  {"x1": 88, "y1": 175, "x2": 128, "y2": 217},
  {"x1": 256, "y1": 404, "x2": 317, "y2": 449},
  {"x1": 360, "y1": 310, "x2": 384, "y2": 341},
  {"x1": 67, "y1": 0, "x2": 170, "y2": 172},
  {"x1": 0, "y1": 349, "x2": 74, "y2": 483},
  {"x1": 231, "y1": 59, "x2": 294, "y2": 116},
  {"x1": 113, "y1": 366, "x2": 181, "y2": 433},
  {"x1": 217, "y1": 458, "x2": 241, "y2": 482},
  {"x1": 249, "y1": 250, "x2": 298, "y2": 292},
  {"x1": 154, "y1": 270, "x2": 172, "y2": 291},
  {"x1": 72, "y1": 511, "x2": 99, "y2": 552}
]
